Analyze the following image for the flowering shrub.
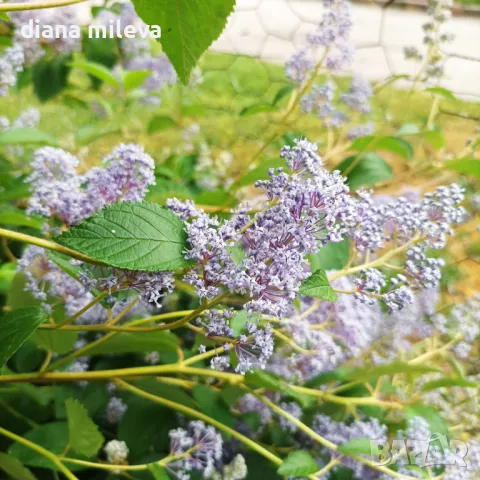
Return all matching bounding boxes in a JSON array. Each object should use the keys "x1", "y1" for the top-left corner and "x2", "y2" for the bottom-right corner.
[{"x1": 0, "y1": 0, "x2": 479, "y2": 480}]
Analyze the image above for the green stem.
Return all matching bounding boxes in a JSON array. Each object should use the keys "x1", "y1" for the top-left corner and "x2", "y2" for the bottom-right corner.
[
  {"x1": 0, "y1": 228, "x2": 107, "y2": 266},
  {"x1": 0, "y1": 0, "x2": 86, "y2": 10},
  {"x1": 55, "y1": 291, "x2": 109, "y2": 328},
  {"x1": 0, "y1": 427, "x2": 78, "y2": 480}
]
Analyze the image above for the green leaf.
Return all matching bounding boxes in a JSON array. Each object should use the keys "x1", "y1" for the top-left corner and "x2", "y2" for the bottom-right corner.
[
  {"x1": 421, "y1": 130, "x2": 444, "y2": 149},
  {"x1": 131, "y1": 0, "x2": 235, "y2": 83},
  {"x1": 86, "y1": 331, "x2": 179, "y2": 356},
  {"x1": 148, "y1": 464, "x2": 170, "y2": 479},
  {"x1": 444, "y1": 159, "x2": 480, "y2": 178},
  {"x1": 0, "y1": 263, "x2": 16, "y2": 293},
  {"x1": 421, "y1": 377, "x2": 477, "y2": 392},
  {"x1": 308, "y1": 238, "x2": 350, "y2": 271},
  {"x1": 337, "y1": 153, "x2": 393, "y2": 190},
  {"x1": 29, "y1": 330, "x2": 78, "y2": 355},
  {"x1": 0, "y1": 128, "x2": 58, "y2": 146},
  {"x1": 425, "y1": 87, "x2": 456, "y2": 101},
  {"x1": 338, "y1": 437, "x2": 373, "y2": 455},
  {"x1": 350, "y1": 136, "x2": 414, "y2": 160},
  {"x1": 75, "y1": 124, "x2": 121, "y2": 146},
  {"x1": 405, "y1": 405, "x2": 448, "y2": 436},
  {"x1": 56, "y1": 201, "x2": 191, "y2": 271},
  {"x1": 277, "y1": 450, "x2": 318, "y2": 477},
  {"x1": 0, "y1": 13, "x2": 10, "y2": 22},
  {"x1": 8, "y1": 423, "x2": 85, "y2": 471},
  {"x1": 0, "y1": 210, "x2": 43, "y2": 229},
  {"x1": 32, "y1": 55, "x2": 71, "y2": 102},
  {"x1": 193, "y1": 385, "x2": 235, "y2": 432},
  {"x1": 69, "y1": 60, "x2": 120, "y2": 89},
  {"x1": 237, "y1": 157, "x2": 285, "y2": 187},
  {"x1": 240, "y1": 103, "x2": 277, "y2": 116},
  {"x1": 0, "y1": 307, "x2": 48, "y2": 367},
  {"x1": 299, "y1": 268, "x2": 337, "y2": 302},
  {"x1": 123, "y1": 69, "x2": 151, "y2": 92},
  {"x1": 0, "y1": 453, "x2": 37, "y2": 480},
  {"x1": 272, "y1": 84, "x2": 298, "y2": 105},
  {"x1": 397, "y1": 123, "x2": 421, "y2": 136},
  {"x1": 305, "y1": 367, "x2": 353, "y2": 388},
  {"x1": 345, "y1": 361, "x2": 440, "y2": 382},
  {"x1": 65, "y1": 398, "x2": 104, "y2": 457},
  {"x1": 148, "y1": 115, "x2": 178, "y2": 133}
]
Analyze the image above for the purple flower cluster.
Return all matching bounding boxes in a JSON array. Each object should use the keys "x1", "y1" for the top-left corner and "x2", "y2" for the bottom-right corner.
[
  {"x1": 26, "y1": 143, "x2": 155, "y2": 230},
  {"x1": 10, "y1": 5, "x2": 81, "y2": 66},
  {"x1": 313, "y1": 414, "x2": 388, "y2": 478},
  {"x1": 0, "y1": 43, "x2": 24, "y2": 96},
  {"x1": 168, "y1": 421, "x2": 223, "y2": 478}
]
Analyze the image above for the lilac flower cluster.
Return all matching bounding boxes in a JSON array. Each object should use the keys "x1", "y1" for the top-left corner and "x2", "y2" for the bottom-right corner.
[
  {"x1": 313, "y1": 414, "x2": 388, "y2": 478},
  {"x1": 0, "y1": 43, "x2": 24, "y2": 96},
  {"x1": 96, "y1": 4, "x2": 177, "y2": 100},
  {"x1": 26, "y1": 143, "x2": 155, "y2": 230},
  {"x1": 10, "y1": 5, "x2": 81, "y2": 66},
  {"x1": 432, "y1": 295, "x2": 480, "y2": 359},
  {"x1": 168, "y1": 421, "x2": 223, "y2": 478},
  {"x1": 403, "y1": 0, "x2": 454, "y2": 79}
]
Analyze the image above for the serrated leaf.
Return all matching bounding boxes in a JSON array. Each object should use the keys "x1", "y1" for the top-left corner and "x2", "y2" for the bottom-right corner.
[
  {"x1": 123, "y1": 69, "x2": 151, "y2": 92},
  {"x1": 240, "y1": 103, "x2": 277, "y2": 116},
  {"x1": 337, "y1": 153, "x2": 393, "y2": 190},
  {"x1": 86, "y1": 331, "x2": 179, "y2": 356},
  {"x1": 0, "y1": 452, "x2": 37, "y2": 480},
  {"x1": 69, "y1": 60, "x2": 120, "y2": 89},
  {"x1": 308, "y1": 238, "x2": 350, "y2": 271},
  {"x1": 56, "y1": 201, "x2": 190, "y2": 271},
  {"x1": 131, "y1": 0, "x2": 235, "y2": 84},
  {"x1": 0, "y1": 307, "x2": 48, "y2": 367},
  {"x1": 277, "y1": 450, "x2": 318, "y2": 477},
  {"x1": 0, "y1": 128, "x2": 58, "y2": 146},
  {"x1": 148, "y1": 115, "x2": 178, "y2": 133},
  {"x1": 350, "y1": 136, "x2": 414, "y2": 160},
  {"x1": 444, "y1": 159, "x2": 480, "y2": 178},
  {"x1": 421, "y1": 377, "x2": 477, "y2": 392},
  {"x1": 66, "y1": 398, "x2": 104, "y2": 457},
  {"x1": 299, "y1": 269, "x2": 337, "y2": 302},
  {"x1": 148, "y1": 464, "x2": 170, "y2": 479},
  {"x1": 338, "y1": 437, "x2": 373, "y2": 455}
]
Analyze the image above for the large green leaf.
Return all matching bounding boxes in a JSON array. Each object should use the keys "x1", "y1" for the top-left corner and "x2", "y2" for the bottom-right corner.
[
  {"x1": 345, "y1": 361, "x2": 440, "y2": 382},
  {"x1": 0, "y1": 307, "x2": 48, "y2": 367},
  {"x1": 123, "y1": 70, "x2": 151, "y2": 92},
  {"x1": 148, "y1": 115, "x2": 178, "y2": 133},
  {"x1": 29, "y1": 330, "x2": 78, "y2": 355},
  {"x1": 192, "y1": 385, "x2": 235, "y2": 431},
  {"x1": 237, "y1": 157, "x2": 285, "y2": 187},
  {"x1": 131, "y1": 0, "x2": 235, "y2": 83},
  {"x1": 308, "y1": 238, "x2": 350, "y2": 271},
  {"x1": 421, "y1": 377, "x2": 477, "y2": 392},
  {"x1": 277, "y1": 450, "x2": 318, "y2": 477},
  {"x1": 405, "y1": 405, "x2": 448, "y2": 436},
  {"x1": 65, "y1": 398, "x2": 104, "y2": 457},
  {"x1": 0, "y1": 453, "x2": 36, "y2": 480},
  {"x1": 148, "y1": 464, "x2": 170, "y2": 479},
  {"x1": 337, "y1": 153, "x2": 393, "y2": 191},
  {"x1": 32, "y1": 55, "x2": 71, "y2": 102},
  {"x1": 56, "y1": 201, "x2": 191, "y2": 271},
  {"x1": 240, "y1": 103, "x2": 277, "y2": 116},
  {"x1": 86, "y1": 331, "x2": 179, "y2": 356},
  {"x1": 299, "y1": 269, "x2": 337, "y2": 302},
  {"x1": 0, "y1": 128, "x2": 58, "y2": 146},
  {"x1": 0, "y1": 210, "x2": 43, "y2": 229}
]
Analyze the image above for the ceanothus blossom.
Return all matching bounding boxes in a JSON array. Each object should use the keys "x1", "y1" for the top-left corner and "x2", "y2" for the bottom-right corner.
[
  {"x1": 313, "y1": 414, "x2": 388, "y2": 479},
  {"x1": 0, "y1": 43, "x2": 24, "y2": 96},
  {"x1": 168, "y1": 421, "x2": 223, "y2": 479},
  {"x1": 105, "y1": 396, "x2": 127, "y2": 424},
  {"x1": 104, "y1": 440, "x2": 129, "y2": 464}
]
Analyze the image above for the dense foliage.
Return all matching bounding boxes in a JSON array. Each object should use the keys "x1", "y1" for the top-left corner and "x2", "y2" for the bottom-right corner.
[{"x1": 0, "y1": 1, "x2": 479, "y2": 480}]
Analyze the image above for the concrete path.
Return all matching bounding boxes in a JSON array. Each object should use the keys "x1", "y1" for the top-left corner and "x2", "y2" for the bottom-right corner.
[{"x1": 211, "y1": 0, "x2": 480, "y2": 98}]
